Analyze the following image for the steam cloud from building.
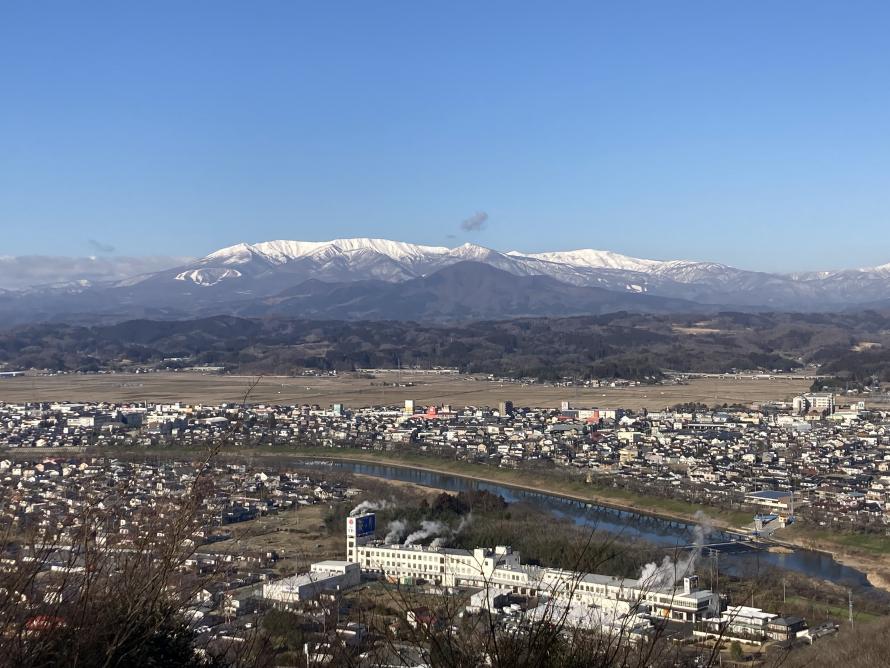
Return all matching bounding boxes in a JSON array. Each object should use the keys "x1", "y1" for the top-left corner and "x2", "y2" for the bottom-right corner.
[
  {"x1": 384, "y1": 519, "x2": 408, "y2": 544},
  {"x1": 349, "y1": 500, "x2": 392, "y2": 517},
  {"x1": 404, "y1": 520, "x2": 451, "y2": 546},
  {"x1": 420, "y1": 513, "x2": 474, "y2": 548},
  {"x1": 638, "y1": 511, "x2": 714, "y2": 590}
]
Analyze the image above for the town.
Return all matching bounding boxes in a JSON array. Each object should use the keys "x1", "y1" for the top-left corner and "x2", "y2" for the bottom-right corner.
[
  {"x1": 4, "y1": 389, "x2": 889, "y2": 662},
  {"x1": 0, "y1": 455, "x2": 831, "y2": 665},
  {"x1": 1, "y1": 390, "x2": 888, "y2": 530}
]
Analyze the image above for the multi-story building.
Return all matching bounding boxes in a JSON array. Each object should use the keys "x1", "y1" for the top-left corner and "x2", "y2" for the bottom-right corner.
[
  {"x1": 698, "y1": 605, "x2": 779, "y2": 643},
  {"x1": 347, "y1": 513, "x2": 719, "y2": 622},
  {"x1": 794, "y1": 392, "x2": 836, "y2": 415}
]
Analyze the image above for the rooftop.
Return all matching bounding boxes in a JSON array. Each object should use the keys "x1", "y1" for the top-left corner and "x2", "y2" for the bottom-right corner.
[{"x1": 746, "y1": 490, "x2": 793, "y2": 500}]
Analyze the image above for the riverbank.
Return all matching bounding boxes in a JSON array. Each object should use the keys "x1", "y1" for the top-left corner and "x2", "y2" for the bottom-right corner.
[
  {"x1": 10, "y1": 444, "x2": 890, "y2": 593},
  {"x1": 776, "y1": 525, "x2": 890, "y2": 593},
  {"x1": 10, "y1": 444, "x2": 749, "y2": 527},
  {"x1": 258, "y1": 449, "x2": 890, "y2": 594},
  {"x1": 241, "y1": 447, "x2": 754, "y2": 530}
]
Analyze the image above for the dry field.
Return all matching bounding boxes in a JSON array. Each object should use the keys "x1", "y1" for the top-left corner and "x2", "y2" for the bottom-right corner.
[
  {"x1": 0, "y1": 371, "x2": 813, "y2": 409},
  {"x1": 205, "y1": 477, "x2": 437, "y2": 575},
  {"x1": 208, "y1": 503, "x2": 344, "y2": 575}
]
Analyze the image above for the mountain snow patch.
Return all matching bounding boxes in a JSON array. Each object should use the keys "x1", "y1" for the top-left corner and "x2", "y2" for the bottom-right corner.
[{"x1": 175, "y1": 268, "x2": 242, "y2": 287}]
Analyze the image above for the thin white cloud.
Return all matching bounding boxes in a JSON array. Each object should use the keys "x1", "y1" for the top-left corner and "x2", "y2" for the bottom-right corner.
[{"x1": 0, "y1": 256, "x2": 192, "y2": 291}]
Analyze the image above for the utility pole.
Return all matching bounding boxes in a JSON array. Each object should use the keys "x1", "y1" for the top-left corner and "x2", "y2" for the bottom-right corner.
[
  {"x1": 849, "y1": 588, "x2": 854, "y2": 628},
  {"x1": 782, "y1": 577, "x2": 786, "y2": 604},
  {"x1": 712, "y1": 548, "x2": 719, "y2": 599},
  {"x1": 790, "y1": 475, "x2": 795, "y2": 519}
]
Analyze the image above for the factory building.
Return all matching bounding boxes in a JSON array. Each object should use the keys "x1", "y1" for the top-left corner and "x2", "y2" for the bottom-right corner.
[{"x1": 347, "y1": 513, "x2": 719, "y2": 622}]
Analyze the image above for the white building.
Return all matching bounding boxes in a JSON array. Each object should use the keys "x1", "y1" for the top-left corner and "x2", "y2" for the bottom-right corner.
[
  {"x1": 697, "y1": 605, "x2": 778, "y2": 644},
  {"x1": 524, "y1": 597, "x2": 652, "y2": 638},
  {"x1": 348, "y1": 514, "x2": 719, "y2": 623},
  {"x1": 793, "y1": 392, "x2": 835, "y2": 415},
  {"x1": 262, "y1": 560, "x2": 360, "y2": 604}
]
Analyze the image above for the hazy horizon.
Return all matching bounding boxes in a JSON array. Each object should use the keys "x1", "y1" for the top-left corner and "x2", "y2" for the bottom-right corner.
[{"x1": 3, "y1": 233, "x2": 890, "y2": 293}]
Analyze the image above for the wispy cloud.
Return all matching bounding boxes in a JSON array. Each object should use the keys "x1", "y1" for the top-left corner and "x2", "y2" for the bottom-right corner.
[
  {"x1": 0, "y1": 256, "x2": 193, "y2": 290},
  {"x1": 460, "y1": 211, "x2": 489, "y2": 232},
  {"x1": 88, "y1": 239, "x2": 116, "y2": 253}
]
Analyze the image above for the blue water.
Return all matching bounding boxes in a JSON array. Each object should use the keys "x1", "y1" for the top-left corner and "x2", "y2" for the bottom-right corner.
[{"x1": 298, "y1": 459, "x2": 874, "y2": 591}]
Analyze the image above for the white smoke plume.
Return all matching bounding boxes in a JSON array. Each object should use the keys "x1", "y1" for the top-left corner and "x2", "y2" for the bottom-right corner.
[
  {"x1": 417, "y1": 513, "x2": 474, "y2": 548},
  {"x1": 638, "y1": 511, "x2": 713, "y2": 590},
  {"x1": 349, "y1": 500, "x2": 392, "y2": 517},
  {"x1": 404, "y1": 520, "x2": 450, "y2": 546},
  {"x1": 384, "y1": 519, "x2": 408, "y2": 544},
  {"x1": 456, "y1": 512, "x2": 473, "y2": 534}
]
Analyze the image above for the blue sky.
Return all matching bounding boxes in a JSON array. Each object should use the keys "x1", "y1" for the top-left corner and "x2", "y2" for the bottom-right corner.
[{"x1": 2, "y1": 2, "x2": 889, "y2": 271}]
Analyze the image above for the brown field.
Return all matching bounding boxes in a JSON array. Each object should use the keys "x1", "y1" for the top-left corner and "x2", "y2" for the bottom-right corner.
[
  {"x1": 0, "y1": 370, "x2": 813, "y2": 409},
  {"x1": 209, "y1": 503, "x2": 344, "y2": 575},
  {"x1": 205, "y1": 477, "x2": 438, "y2": 575}
]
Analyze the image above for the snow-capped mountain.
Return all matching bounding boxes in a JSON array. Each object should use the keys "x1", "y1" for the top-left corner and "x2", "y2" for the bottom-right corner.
[
  {"x1": 113, "y1": 237, "x2": 890, "y2": 310},
  {"x1": 188, "y1": 238, "x2": 453, "y2": 284},
  {"x1": 161, "y1": 237, "x2": 665, "y2": 290},
  {"x1": 508, "y1": 248, "x2": 662, "y2": 273},
  {"x1": 3, "y1": 237, "x2": 890, "y2": 325}
]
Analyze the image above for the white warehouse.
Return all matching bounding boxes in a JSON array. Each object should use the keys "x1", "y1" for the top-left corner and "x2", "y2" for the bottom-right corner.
[{"x1": 263, "y1": 560, "x2": 361, "y2": 604}]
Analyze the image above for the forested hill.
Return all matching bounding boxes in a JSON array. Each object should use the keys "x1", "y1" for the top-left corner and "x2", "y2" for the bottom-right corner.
[{"x1": 3, "y1": 311, "x2": 890, "y2": 382}]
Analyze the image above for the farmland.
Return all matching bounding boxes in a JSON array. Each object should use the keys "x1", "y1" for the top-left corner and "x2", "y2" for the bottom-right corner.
[{"x1": 0, "y1": 370, "x2": 812, "y2": 409}]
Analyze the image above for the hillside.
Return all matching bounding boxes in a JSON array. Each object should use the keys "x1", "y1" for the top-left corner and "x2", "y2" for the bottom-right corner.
[{"x1": 4, "y1": 311, "x2": 890, "y2": 382}]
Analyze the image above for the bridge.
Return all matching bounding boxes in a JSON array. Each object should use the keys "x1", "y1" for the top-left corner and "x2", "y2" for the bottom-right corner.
[{"x1": 675, "y1": 539, "x2": 760, "y2": 553}]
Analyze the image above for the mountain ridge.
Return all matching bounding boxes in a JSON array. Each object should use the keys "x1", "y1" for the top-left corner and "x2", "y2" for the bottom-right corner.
[
  {"x1": 3, "y1": 237, "x2": 890, "y2": 324},
  {"x1": 220, "y1": 261, "x2": 709, "y2": 321},
  {"x1": 136, "y1": 236, "x2": 890, "y2": 310}
]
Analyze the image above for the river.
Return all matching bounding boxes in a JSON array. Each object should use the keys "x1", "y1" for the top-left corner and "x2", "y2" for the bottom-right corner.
[{"x1": 296, "y1": 458, "x2": 875, "y2": 591}]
